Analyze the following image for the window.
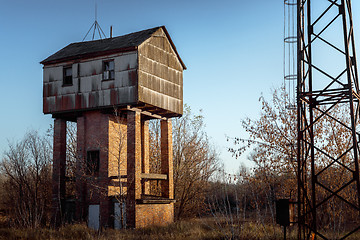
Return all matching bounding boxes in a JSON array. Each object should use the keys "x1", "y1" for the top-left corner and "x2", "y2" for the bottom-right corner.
[
  {"x1": 103, "y1": 60, "x2": 114, "y2": 80},
  {"x1": 63, "y1": 66, "x2": 73, "y2": 86},
  {"x1": 87, "y1": 150, "x2": 100, "y2": 175}
]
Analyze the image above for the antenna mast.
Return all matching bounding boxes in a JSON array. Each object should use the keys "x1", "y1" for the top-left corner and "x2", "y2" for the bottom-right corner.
[{"x1": 83, "y1": 3, "x2": 106, "y2": 41}]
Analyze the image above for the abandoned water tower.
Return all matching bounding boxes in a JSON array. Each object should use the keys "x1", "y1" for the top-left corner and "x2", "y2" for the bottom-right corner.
[{"x1": 41, "y1": 26, "x2": 186, "y2": 229}]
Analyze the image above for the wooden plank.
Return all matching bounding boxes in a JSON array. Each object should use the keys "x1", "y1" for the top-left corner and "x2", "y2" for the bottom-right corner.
[
  {"x1": 136, "y1": 198, "x2": 176, "y2": 204},
  {"x1": 109, "y1": 175, "x2": 127, "y2": 179},
  {"x1": 127, "y1": 106, "x2": 168, "y2": 120},
  {"x1": 140, "y1": 173, "x2": 167, "y2": 180}
]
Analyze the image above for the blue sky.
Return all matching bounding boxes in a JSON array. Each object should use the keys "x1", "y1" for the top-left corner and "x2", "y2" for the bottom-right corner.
[{"x1": 2, "y1": 1, "x2": 358, "y2": 173}]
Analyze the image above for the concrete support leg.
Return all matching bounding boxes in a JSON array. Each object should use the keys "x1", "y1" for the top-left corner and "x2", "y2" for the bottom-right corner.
[
  {"x1": 161, "y1": 119, "x2": 174, "y2": 199},
  {"x1": 52, "y1": 118, "x2": 67, "y2": 226},
  {"x1": 126, "y1": 111, "x2": 142, "y2": 228},
  {"x1": 141, "y1": 120, "x2": 150, "y2": 195}
]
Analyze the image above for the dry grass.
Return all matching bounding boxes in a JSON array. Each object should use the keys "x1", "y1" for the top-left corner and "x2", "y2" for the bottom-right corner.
[
  {"x1": 0, "y1": 218, "x2": 295, "y2": 240},
  {"x1": 0, "y1": 220, "x2": 219, "y2": 240},
  {"x1": 1, "y1": 218, "x2": 359, "y2": 240}
]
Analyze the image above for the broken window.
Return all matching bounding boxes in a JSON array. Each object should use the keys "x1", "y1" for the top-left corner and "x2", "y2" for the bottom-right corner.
[
  {"x1": 103, "y1": 60, "x2": 114, "y2": 80},
  {"x1": 63, "y1": 66, "x2": 73, "y2": 86},
  {"x1": 87, "y1": 150, "x2": 100, "y2": 175}
]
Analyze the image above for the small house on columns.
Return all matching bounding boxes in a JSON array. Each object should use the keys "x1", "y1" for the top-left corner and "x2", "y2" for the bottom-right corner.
[{"x1": 41, "y1": 26, "x2": 185, "y2": 229}]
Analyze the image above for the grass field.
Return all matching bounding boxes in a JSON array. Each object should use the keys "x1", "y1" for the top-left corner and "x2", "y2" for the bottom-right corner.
[
  {"x1": 0, "y1": 218, "x2": 299, "y2": 240},
  {"x1": 2, "y1": 216, "x2": 360, "y2": 240}
]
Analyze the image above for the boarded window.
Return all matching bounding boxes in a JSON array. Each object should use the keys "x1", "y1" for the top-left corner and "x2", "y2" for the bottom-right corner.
[
  {"x1": 88, "y1": 205, "x2": 100, "y2": 230},
  {"x1": 87, "y1": 150, "x2": 100, "y2": 175},
  {"x1": 103, "y1": 60, "x2": 114, "y2": 80},
  {"x1": 63, "y1": 66, "x2": 73, "y2": 86}
]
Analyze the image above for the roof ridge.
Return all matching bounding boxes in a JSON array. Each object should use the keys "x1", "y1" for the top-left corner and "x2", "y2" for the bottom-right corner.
[
  {"x1": 41, "y1": 26, "x2": 163, "y2": 65},
  {"x1": 40, "y1": 25, "x2": 185, "y2": 70},
  {"x1": 71, "y1": 26, "x2": 163, "y2": 45}
]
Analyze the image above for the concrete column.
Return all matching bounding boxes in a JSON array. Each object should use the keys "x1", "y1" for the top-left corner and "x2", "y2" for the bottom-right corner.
[
  {"x1": 75, "y1": 116, "x2": 86, "y2": 222},
  {"x1": 141, "y1": 119, "x2": 150, "y2": 195},
  {"x1": 126, "y1": 111, "x2": 142, "y2": 228},
  {"x1": 52, "y1": 118, "x2": 67, "y2": 226},
  {"x1": 160, "y1": 119, "x2": 174, "y2": 199}
]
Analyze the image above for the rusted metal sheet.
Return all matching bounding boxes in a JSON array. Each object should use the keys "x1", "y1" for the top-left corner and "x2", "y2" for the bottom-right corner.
[
  {"x1": 114, "y1": 71, "x2": 132, "y2": 88},
  {"x1": 75, "y1": 94, "x2": 82, "y2": 109},
  {"x1": 88, "y1": 91, "x2": 100, "y2": 108},
  {"x1": 81, "y1": 92, "x2": 90, "y2": 109},
  {"x1": 42, "y1": 27, "x2": 184, "y2": 116},
  {"x1": 118, "y1": 86, "x2": 136, "y2": 104},
  {"x1": 101, "y1": 80, "x2": 115, "y2": 90},
  {"x1": 110, "y1": 89, "x2": 117, "y2": 106},
  {"x1": 115, "y1": 52, "x2": 137, "y2": 71},
  {"x1": 43, "y1": 66, "x2": 62, "y2": 83},
  {"x1": 103, "y1": 89, "x2": 111, "y2": 106},
  {"x1": 80, "y1": 60, "x2": 102, "y2": 77}
]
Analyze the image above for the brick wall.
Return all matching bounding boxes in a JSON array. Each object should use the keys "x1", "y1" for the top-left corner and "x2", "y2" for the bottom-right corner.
[
  {"x1": 52, "y1": 118, "x2": 67, "y2": 226},
  {"x1": 126, "y1": 111, "x2": 142, "y2": 228},
  {"x1": 75, "y1": 111, "x2": 112, "y2": 227},
  {"x1": 136, "y1": 203, "x2": 174, "y2": 228},
  {"x1": 71, "y1": 110, "x2": 175, "y2": 229}
]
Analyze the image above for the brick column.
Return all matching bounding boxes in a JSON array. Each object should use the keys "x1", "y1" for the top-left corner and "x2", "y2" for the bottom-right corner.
[
  {"x1": 141, "y1": 120, "x2": 150, "y2": 195},
  {"x1": 52, "y1": 118, "x2": 67, "y2": 226},
  {"x1": 75, "y1": 116, "x2": 86, "y2": 222},
  {"x1": 99, "y1": 114, "x2": 111, "y2": 228},
  {"x1": 161, "y1": 119, "x2": 173, "y2": 199},
  {"x1": 126, "y1": 111, "x2": 142, "y2": 228}
]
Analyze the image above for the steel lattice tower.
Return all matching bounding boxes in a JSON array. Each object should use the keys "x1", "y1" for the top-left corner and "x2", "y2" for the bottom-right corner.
[{"x1": 297, "y1": 0, "x2": 360, "y2": 239}]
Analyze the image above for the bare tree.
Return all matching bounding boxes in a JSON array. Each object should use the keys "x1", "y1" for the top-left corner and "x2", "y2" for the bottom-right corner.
[
  {"x1": 229, "y1": 86, "x2": 357, "y2": 236},
  {"x1": 150, "y1": 105, "x2": 219, "y2": 219},
  {"x1": 0, "y1": 130, "x2": 52, "y2": 228},
  {"x1": 63, "y1": 105, "x2": 219, "y2": 225},
  {"x1": 107, "y1": 111, "x2": 128, "y2": 229},
  {"x1": 64, "y1": 112, "x2": 129, "y2": 228}
]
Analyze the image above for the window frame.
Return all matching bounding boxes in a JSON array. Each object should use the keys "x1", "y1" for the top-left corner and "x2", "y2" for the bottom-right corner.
[
  {"x1": 86, "y1": 150, "x2": 100, "y2": 175},
  {"x1": 63, "y1": 65, "x2": 73, "y2": 86},
  {"x1": 103, "y1": 60, "x2": 115, "y2": 81}
]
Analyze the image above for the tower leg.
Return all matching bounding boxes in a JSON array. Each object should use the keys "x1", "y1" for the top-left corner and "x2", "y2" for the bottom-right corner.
[
  {"x1": 52, "y1": 118, "x2": 67, "y2": 227},
  {"x1": 161, "y1": 119, "x2": 173, "y2": 199},
  {"x1": 126, "y1": 111, "x2": 141, "y2": 228},
  {"x1": 75, "y1": 116, "x2": 86, "y2": 222},
  {"x1": 142, "y1": 120, "x2": 150, "y2": 195},
  {"x1": 99, "y1": 114, "x2": 111, "y2": 228}
]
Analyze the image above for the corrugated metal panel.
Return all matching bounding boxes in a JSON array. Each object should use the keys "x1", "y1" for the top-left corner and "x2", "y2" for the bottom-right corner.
[
  {"x1": 43, "y1": 66, "x2": 62, "y2": 83},
  {"x1": 114, "y1": 71, "x2": 131, "y2": 88},
  {"x1": 115, "y1": 52, "x2": 137, "y2": 72},
  {"x1": 82, "y1": 92, "x2": 90, "y2": 109},
  {"x1": 61, "y1": 80, "x2": 77, "y2": 95},
  {"x1": 80, "y1": 76, "x2": 93, "y2": 93},
  {"x1": 80, "y1": 60, "x2": 102, "y2": 77},
  {"x1": 118, "y1": 86, "x2": 136, "y2": 104},
  {"x1": 101, "y1": 80, "x2": 115, "y2": 90},
  {"x1": 43, "y1": 27, "x2": 183, "y2": 115},
  {"x1": 103, "y1": 89, "x2": 111, "y2": 106},
  {"x1": 91, "y1": 75, "x2": 101, "y2": 92}
]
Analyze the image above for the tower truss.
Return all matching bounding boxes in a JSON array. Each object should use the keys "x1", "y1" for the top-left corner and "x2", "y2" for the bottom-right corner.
[{"x1": 297, "y1": 0, "x2": 360, "y2": 239}]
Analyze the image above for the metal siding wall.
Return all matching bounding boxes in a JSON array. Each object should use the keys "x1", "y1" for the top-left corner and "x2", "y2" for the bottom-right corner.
[
  {"x1": 115, "y1": 53, "x2": 137, "y2": 72},
  {"x1": 43, "y1": 52, "x2": 138, "y2": 114}
]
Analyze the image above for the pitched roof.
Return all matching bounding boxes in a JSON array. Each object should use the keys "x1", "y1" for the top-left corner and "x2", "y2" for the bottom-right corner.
[{"x1": 41, "y1": 26, "x2": 186, "y2": 69}]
